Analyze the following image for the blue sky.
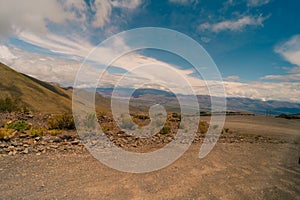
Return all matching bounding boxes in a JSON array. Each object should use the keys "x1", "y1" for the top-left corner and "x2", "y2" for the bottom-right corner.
[{"x1": 0, "y1": 0, "x2": 300, "y2": 102}]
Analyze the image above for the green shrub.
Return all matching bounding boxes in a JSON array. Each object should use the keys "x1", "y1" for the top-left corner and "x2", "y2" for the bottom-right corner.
[
  {"x1": 7, "y1": 120, "x2": 31, "y2": 132},
  {"x1": 160, "y1": 126, "x2": 171, "y2": 135},
  {"x1": 0, "y1": 97, "x2": 19, "y2": 112},
  {"x1": 222, "y1": 128, "x2": 229, "y2": 133},
  {"x1": 0, "y1": 128, "x2": 15, "y2": 139},
  {"x1": 198, "y1": 121, "x2": 208, "y2": 134},
  {"x1": 28, "y1": 127, "x2": 45, "y2": 137},
  {"x1": 49, "y1": 129, "x2": 63, "y2": 136},
  {"x1": 47, "y1": 113, "x2": 75, "y2": 130}
]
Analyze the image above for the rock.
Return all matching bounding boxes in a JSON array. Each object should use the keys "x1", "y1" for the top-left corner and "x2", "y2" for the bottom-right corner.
[
  {"x1": 19, "y1": 133, "x2": 29, "y2": 138},
  {"x1": 71, "y1": 140, "x2": 80, "y2": 145},
  {"x1": 27, "y1": 114, "x2": 34, "y2": 118},
  {"x1": 23, "y1": 144, "x2": 30, "y2": 148},
  {"x1": 8, "y1": 150, "x2": 16, "y2": 156},
  {"x1": 8, "y1": 146, "x2": 14, "y2": 151},
  {"x1": 23, "y1": 148, "x2": 29, "y2": 154},
  {"x1": 15, "y1": 147, "x2": 24, "y2": 151},
  {"x1": 49, "y1": 145, "x2": 58, "y2": 149},
  {"x1": 53, "y1": 137, "x2": 62, "y2": 143},
  {"x1": 25, "y1": 139, "x2": 34, "y2": 145},
  {"x1": 11, "y1": 142, "x2": 18, "y2": 147},
  {"x1": 59, "y1": 133, "x2": 73, "y2": 141}
]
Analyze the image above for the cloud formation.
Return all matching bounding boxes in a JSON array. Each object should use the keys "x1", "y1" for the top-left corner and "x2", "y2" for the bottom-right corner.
[
  {"x1": 275, "y1": 34, "x2": 300, "y2": 67},
  {"x1": 198, "y1": 15, "x2": 268, "y2": 33},
  {"x1": 247, "y1": 0, "x2": 270, "y2": 7},
  {"x1": 261, "y1": 67, "x2": 300, "y2": 82},
  {"x1": 0, "y1": 0, "x2": 142, "y2": 38},
  {"x1": 168, "y1": 0, "x2": 198, "y2": 5}
]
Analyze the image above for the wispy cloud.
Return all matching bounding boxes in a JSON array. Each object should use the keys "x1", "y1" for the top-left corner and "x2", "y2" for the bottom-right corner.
[
  {"x1": 247, "y1": 0, "x2": 270, "y2": 7},
  {"x1": 261, "y1": 66, "x2": 300, "y2": 82},
  {"x1": 198, "y1": 15, "x2": 269, "y2": 33},
  {"x1": 275, "y1": 34, "x2": 300, "y2": 67},
  {"x1": 224, "y1": 75, "x2": 240, "y2": 82},
  {"x1": 168, "y1": 0, "x2": 198, "y2": 5}
]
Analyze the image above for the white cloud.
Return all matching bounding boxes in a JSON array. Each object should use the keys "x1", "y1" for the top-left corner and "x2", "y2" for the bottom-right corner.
[
  {"x1": 261, "y1": 67, "x2": 300, "y2": 82},
  {"x1": 91, "y1": 0, "x2": 113, "y2": 28},
  {"x1": 168, "y1": 0, "x2": 198, "y2": 5},
  {"x1": 198, "y1": 15, "x2": 268, "y2": 33},
  {"x1": 224, "y1": 75, "x2": 240, "y2": 82},
  {"x1": 223, "y1": 81, "x2": 300, "y2": 102},
  {"x1": 111, "y1": 0, "x2": 142, "y2": 9},
  {"x1": 0, "y1": 45, "x2": 17, "y2": 65},
  {"x1": 275, "y1": 34, "x2": 300, "y2": 67},
  {"x1": 262, "y1": 74, "x2": 300, "y2": 82},
  {"x1": 0, "y1": 0, "x2": 81, "y2": 37},
  {"x1": 247, "y1": 0, "x2": 270, "y2": 7},
  {"x1": 0, "y1": 0, "x2": 142, "y2": 38}
]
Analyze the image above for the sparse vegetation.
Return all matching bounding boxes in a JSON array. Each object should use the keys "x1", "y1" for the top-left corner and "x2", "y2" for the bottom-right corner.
[
  {"x1": 28, "y1": 127, "x2": 45, "y2": 137},
  {"x1": 47, "y1": 113, "x2": 75, "y2": 130},
  {"x1": 7, "y1": 120, "x2": 31, "y2": 132},
  {"x1": 0, "y1": 127, "x2": 16, "y2": 139},
  {"x1": 49, "y1": 129, "x2": 63, "y2": 136},
  {"x1": 0, "y1": 97, "x2": 20, "y2": 113},
  {"x1": 198, "y1": 121, "x2": 208, "y2": 134},
  {"x1": 276, "y1": 113, "x2": 300, "y2": 119},
  {"x1": 222, "y1": 128, "x2": 230, "y2": 134},
  {"x1": 160, "y1": 126, "x2": 171, "y2": 134}
]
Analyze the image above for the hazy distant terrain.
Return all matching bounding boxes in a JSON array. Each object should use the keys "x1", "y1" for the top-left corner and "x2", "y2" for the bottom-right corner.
[{"x1": 97, "y1": 87, "x2": 300, "y2": 115}]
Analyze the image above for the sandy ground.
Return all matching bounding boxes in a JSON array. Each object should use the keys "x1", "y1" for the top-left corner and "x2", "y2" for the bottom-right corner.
[{"x1": 0, "y1": 116, "x2": 299, "y2": 199}]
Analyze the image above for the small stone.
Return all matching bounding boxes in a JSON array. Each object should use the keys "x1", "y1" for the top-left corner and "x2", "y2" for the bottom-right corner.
[
  {"x1": 8, "y1": 150, "x2": 16, "y2": 156},
  {"x1": 49, "y1": 145, "x2": 58, "y2": 149},
  {"x1": 8, "y1": 146, "x2": 14, "y2": 151},
  {"x1": 26, "y1": 139, "x2": 34, "y2": 145},
  {"x1": 36, "y1": 152, "x2": 41, "y2": 156},
  {"x1": 71, "y1": 140, "x2": 80, "y2": 145},
  {"x1": 23, "y1": 144, "x2": 30, "y2": 147},
  {"x1": 23, "y1": 148, "x2": 29, "y2": 154},
  {"x1": 53, "y1": 137, "x2": 62, "y2": 143}
]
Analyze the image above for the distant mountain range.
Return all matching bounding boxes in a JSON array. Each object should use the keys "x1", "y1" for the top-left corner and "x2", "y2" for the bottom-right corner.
[{"x1": 96, "y1": 87, "x2": 300, "y2": 115}]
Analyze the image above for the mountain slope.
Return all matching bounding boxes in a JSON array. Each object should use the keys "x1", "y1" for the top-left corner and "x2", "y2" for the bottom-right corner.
[{"x1": 0, "y1": 62, "x2": 72, "y2": 113}]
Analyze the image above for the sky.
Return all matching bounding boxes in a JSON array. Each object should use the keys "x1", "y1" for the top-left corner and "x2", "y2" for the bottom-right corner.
[{"x1": 0, "y1": 0, "x2": 300, "y2": 102}]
